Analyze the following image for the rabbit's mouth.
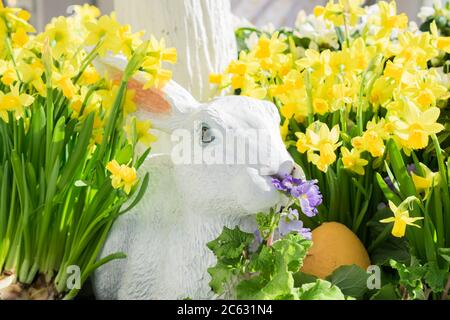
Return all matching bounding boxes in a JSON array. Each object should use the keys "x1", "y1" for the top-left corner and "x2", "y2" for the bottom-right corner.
[{"x1": 269, "y1": 162, "x2": 305, "y2": 181}]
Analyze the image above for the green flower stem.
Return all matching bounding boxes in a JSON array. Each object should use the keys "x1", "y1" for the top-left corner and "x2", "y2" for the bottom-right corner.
[
  {"x1": 73, "y1": 39, "x2": 105, "y2": 84},
  {"x1": 304, "y1": 69, "x2": 314, "y2": 126},
  {"x1": 431, "y1": 134, "x2": 450, "y2": 247},
  {"x1": 368, "y1": 224, "x2": 391, "y2": 253},
  {"x1": 3, "y1": 29, "x2": 22, "y2": 83}
]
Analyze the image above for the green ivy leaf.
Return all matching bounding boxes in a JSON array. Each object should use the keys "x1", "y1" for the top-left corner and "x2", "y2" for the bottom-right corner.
[
  {"x1": 390, "y1": 258, "x2": 427, "y2": 299},
  {"x1": 249, "y1": 245, "x2": 274, "y2": 276},
  {"x1": 326, "y1": 265, "x2": 369, "y2": 299},
  {"x1": 207, "y1": 262, "x2": 238, "y2": 295},
  {"x1": 207, "y1": 226, "x2": 254, "y2": 261},
  {"x1": 438, "y1": 248, "x2": 450, "y2": 264},
  {"x1": 298, "y1": 279, "x2": 346, "y2": 300},
  {"x1": 236, "y1": 234, "x2": 311, "y2": 300},
  {"x1": 272, "y1": 233, "x2": 312, "y2": 272},
  {"x1": 370, "y1": 283, "x2": 400, "y2": 300},
  {"x1": 255, "y1": 212, "x2": 273, "y2": 239},
  {"x1": 293, "y1": 272, "x2": 318, "y2": 287},
  {"x1": 424, "y1": 262, "x2": 448, "y2": 293},
  {"x1": 237, "y1": 269, "x2": 296, "y2": 300}
]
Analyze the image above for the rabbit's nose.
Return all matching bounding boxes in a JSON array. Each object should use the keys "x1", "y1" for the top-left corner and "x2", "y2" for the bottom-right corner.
[
  {"x1": 277, "y1": 159, "x2": 294, "y2": 177},
  {"x1": 292, "y1": 162, "x2": 306, "y2": 180}
]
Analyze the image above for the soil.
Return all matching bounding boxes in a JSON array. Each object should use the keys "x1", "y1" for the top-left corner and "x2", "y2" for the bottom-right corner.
[{"x1": 0, "y1": 273, "x2": 61, "y2": 300}]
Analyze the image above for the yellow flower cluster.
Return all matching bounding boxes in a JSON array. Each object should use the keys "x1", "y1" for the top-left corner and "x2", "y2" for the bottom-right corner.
[
  {"x1": 0, "y1": 4, "x2": 174, "y2": 145},
  {"x1": 380, "y1": 197, "x2": 423, "y2": 238},
  {"x1": 211, "y1": 0, "x2": 449, "y2": 176},
  {"x1": 106, "y1": 160, "x2": 138, "y2": 194},
  {"x1": 0, "y1": 4, "x2": 176, "y2": 193}
]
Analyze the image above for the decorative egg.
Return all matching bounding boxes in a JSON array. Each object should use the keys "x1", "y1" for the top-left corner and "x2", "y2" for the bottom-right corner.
[{"x1": 301, "y1": 222, "x2": 371, "y2": 278}]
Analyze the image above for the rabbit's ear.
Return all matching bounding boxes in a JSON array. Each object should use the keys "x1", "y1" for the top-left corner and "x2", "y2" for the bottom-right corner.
[{"x1": 94, "y1": 54, "x2": 199, "y2": 130}]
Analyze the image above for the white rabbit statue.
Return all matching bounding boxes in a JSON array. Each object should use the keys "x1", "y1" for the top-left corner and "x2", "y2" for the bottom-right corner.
[{"x1": 93, "y1": 55, "x2": 301, "y2": 300}]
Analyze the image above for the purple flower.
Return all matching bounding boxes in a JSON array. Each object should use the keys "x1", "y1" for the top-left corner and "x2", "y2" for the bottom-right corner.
[
  {"x1": 272, "y1": 177, "x2": 288, "y2": 191},
  {"x1": 292, "y1": 180, "x2": 322, "y2": 217},
  {"x1": 254, "y1": 229, "x2": 263, "y2": 244},
  {"x1": 278, "y1": 208, "x2": 312, "y2": 240},
  {"x1": 407, "y1": 164, "x2": 416, "y2": 174},
  {"x1": 384, "y1": 176, "x2": 395, "y2": 191},
  {"x1": 272, "y1": 174, "x2": 322, "y2": 218},
  {"x1": 299, "y1": 228, "x2": 312, "y2": 240},
  {"x1": 249, "y1": 230, "x2": 263, "y2": 253},
  {"x1": 281, "y1": 175, "x2": 302, "y2": 190}
]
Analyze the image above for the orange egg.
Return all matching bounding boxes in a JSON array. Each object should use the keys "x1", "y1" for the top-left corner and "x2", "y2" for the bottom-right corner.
[{"x1": 301, "y1": 222, "x2": 371, "y2": 278}]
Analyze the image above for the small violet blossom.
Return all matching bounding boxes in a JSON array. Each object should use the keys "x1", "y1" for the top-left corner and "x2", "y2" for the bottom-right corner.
[
  {"x1": 278, "y1": 208, "x2": 312, "y2": 240},
  {"x1": 272, "y1": 174, "x2": 322, "y2": 217},
  {"x1": 384, "y1": 163, "x2": 416, "y2": 192}
]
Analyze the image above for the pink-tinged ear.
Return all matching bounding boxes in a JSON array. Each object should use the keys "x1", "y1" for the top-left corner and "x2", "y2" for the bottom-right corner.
[
  {"x1": 108, "y1": 69, "x2": 172, "y2": 115},
  {"x1": 93, "y1": 54, "x2": 199, "y2": 130}
]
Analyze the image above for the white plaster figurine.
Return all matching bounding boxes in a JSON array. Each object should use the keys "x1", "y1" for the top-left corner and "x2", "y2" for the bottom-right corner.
[{"x1": 93, "y1": 55, "x2": 302, "y2": 300}]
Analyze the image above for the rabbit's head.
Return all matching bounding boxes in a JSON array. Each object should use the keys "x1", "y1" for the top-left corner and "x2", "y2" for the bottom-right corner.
[{"x1": 97, "y1": 56, "x2": 302, "y2": 215}]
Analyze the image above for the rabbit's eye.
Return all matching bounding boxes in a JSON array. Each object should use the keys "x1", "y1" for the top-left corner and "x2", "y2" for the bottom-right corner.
[{"x1": 201, "y1": 123, "x2": 215, "y2": 144}]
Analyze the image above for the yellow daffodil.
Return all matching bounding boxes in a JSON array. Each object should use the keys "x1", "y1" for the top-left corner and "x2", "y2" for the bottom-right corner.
[
  {"x1": 0, "y1": 60, "x2": 18, "y2": 86},
  {"x1": 254, "y1": 33, "x2": 290, "y2": 72},
  {"x1": 296, "y1": 122, "x2": 341, "y2": 172},
  {"x1": 237, "y1": 75, "x2": 267, "y2": 100},
  {"x1": 314, "y1": 0, "x2": 365, "y2": 27},
  {"x1": 53, "y1": 65, "x2": 78, "y2": 99},
  {"x1": 313, "y1": 98, "x2": 330, "y2": 115},
  {"x1": 296, "y1": 49, "x2": 332, "y2": 77},
  {"x1": 209, "y1": 73, "x2": 225, "y2": 86},
  {"x1": 208, "y1": 0, "x2": 448, "y2": 175},
  {"x1": 430, "y1": 21, "x2": 450, "y2": 53},
  {"x1": 11, "y1": 27, "x2": 29, "y2": 47},
  {"x1": 148, "y1": 36, "x2": 177, "y2": 64},
  {"x1": 100, "y1": 85, "x2": 137, "y2": 115},
  {"x1": 409, "y1": 69, "x2": 449, "y2": 109},
  {"x1": 125, "y1": 117, "x2": 157, "y2": 147},
  {"x1": 0, "y1": 84, "x2": 34, "y2": 122},
  {"x1": 278, "y1": 88, "x2": 307, "y2": 120},
  {"x1": 373, "y1": 1, "x2": 408, "y2": 39},
  {"x1": 352, "y1": 118, "x2": 391, "y2": 157},
  {"x1": 380, "y1": 197, "x2": 423, "y2": 238},
  {"x1": 69, "y1": 87, "x2": 101, "y2": 119},
  {"x1": 18, "y1": 60, "x2": 46, "y2": 96},
  {"x1": 392, "y1": 31, "x2": 438, "y2": 69},
  {"x1": 390, "y1": 103, "x2": 444, "y2": 150},
  {"x1": 370, "y1": 76, "x2": 395, "y2": 107},
  {"x1": 280, "y1": 119, "x2": 289, "y2": 142},
  {"x1": 341, "y1": 147, "x2": 368, "y2": 175},
  {"x1": 85, "y1": 13, "x2": 121, "y2": 56},
  {"x1": 106, "y1": 160, "x2": 138, "y2": 194},
  {"x1": 80, "y1": 65, "x2": 101, "y2": 85},
  {"x1": 344, "y1": 38, "x2": 377, "y2": 72},
  {"x1": 43, "y1": 16, "x2": 78, "y2": 58},
  {"x1": 411, "y1": 163, "x2": 440, "y2": 199},
  {"x1": 115, "y1": 25, "x2": 146, "y2": 59},
  {"x1": 0, "y1": 3, "x2": 35, "y2": 33},
  {"x1": 73, "y1": 4, "x2": 101, "y2": 25}
]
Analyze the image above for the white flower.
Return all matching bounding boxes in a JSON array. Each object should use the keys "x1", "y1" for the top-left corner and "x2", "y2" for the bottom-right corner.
[
  {"x1": 245, "y1": 32, "x2": 260, "y2": 51},
  {"x1": 294, "y1": 11, "x2": 338, "y2": 49},
  {"x1": 418, "y1": 6, "x2": 435, "y2": 22}
]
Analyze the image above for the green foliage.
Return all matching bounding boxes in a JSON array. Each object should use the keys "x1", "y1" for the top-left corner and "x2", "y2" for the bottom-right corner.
[
  {"x1": 326, "y1": 265, "x2": 370, "y2": 299},
  {"x1": 374, "y1": 137, "x2": 450, "y2": 299},
  {"x1": 207, "y1": 226, "x2": 351, "y2": 300},
  {"x1": 298, "y1": 279, "x2": 347, "y2": 300},
  {"x1": 0, "y1": 47, "x2": 149, "y2": 299}
]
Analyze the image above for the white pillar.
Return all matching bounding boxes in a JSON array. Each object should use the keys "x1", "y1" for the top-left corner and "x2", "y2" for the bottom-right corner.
[{"x1": 114, "y1": 0, "x2": 237, "y2": 102}]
